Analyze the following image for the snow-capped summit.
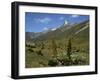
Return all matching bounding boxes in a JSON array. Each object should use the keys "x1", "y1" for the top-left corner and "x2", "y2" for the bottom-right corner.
[{"x1": 64, "y1": 20, "x2": 68, "y2": 25}]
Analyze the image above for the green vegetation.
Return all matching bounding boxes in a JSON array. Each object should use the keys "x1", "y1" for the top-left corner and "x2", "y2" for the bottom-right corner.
[
  {"x1": 67, "y1": 39, "x2": 72, "y2": 60},
  {"x1": 25, "y1": 20, "x2": 89, "y2": 68}
]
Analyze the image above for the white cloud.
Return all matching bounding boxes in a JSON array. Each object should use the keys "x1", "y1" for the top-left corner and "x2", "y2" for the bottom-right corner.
[
  {"x1": 71, "y1": 14, "x2": 79, "y2": 18},
  {"x1": 36, "y1": 17, "x2": 51, "y2": 24},
  {"x1": 43, "y1": 27, "x2": 48, "y2": 31},
  {"x1": 51, "y1": 28, "x2": 57, "y2": 31},
  {"x1": 60, "y1": 17, "x2": 64, "y2": 20}
]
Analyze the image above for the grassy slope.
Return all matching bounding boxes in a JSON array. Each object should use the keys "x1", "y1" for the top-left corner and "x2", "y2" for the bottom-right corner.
[{"x1": 25, "y1": 21, "x2": 89, "y2": 68}]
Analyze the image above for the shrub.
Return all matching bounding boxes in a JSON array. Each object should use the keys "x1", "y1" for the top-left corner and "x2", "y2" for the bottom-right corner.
[
  {"x1": 28, "y1": 48, "x2": 34, "y2": 52},
  {"x1": 57, "y1": 57, "x2": 72, "y2": 66},
  {"x1": 36, "y1": 50, "x2": 43, "y2": 56},
  {"x1": 48, "y1": 59, "x2": 58, "y2": 66},
  {"x1": 72, "y1": 57, "x2": 86, "y2": 65},
  {"x1": 62, "y1": 58, "x2": 72, "y2": 65}
]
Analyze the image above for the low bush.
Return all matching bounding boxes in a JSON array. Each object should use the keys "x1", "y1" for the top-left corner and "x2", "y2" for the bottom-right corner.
[
  {"x1": 28, "y1": 48, "x2": 34, "y2": 52},
  {"x1": 48, "y1": 58, "x2": 58, "y2": 66}
]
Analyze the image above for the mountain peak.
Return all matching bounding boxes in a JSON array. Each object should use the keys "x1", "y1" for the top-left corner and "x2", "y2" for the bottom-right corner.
[{"x1": 64, "y1": 20, "x2": 68, "y2": 25}]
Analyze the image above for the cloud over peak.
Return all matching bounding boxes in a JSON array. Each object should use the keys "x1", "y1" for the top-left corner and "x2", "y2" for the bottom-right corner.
[
  {"x1": 35, "y1": 17, "x2": 52, "y2": 24},
  {"x1": 71, "y1": 14, "x2": 79, "y2": 18}
]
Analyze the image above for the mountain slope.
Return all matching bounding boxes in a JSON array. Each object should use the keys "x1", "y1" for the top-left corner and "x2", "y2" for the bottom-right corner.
[
  {"x1": 25, "y1": 20, "x2": 90, "y2": 68},
  {"x1": 26, "y1": 20, "x2": 89, "y2": 45}
]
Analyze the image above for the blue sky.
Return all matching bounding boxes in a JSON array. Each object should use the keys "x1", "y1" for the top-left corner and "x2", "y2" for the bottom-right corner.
[{"x1": 25, "y1": 12, "x2": 89, "y2": 32}]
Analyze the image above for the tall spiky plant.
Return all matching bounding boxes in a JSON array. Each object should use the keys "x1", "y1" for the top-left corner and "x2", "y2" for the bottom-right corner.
[
  {"x1": 67, "y1": 38, "x2": 72, "y2": 60},
  {"x1": 51, "y1": 38, "x2": 57, "y2": 58}
]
